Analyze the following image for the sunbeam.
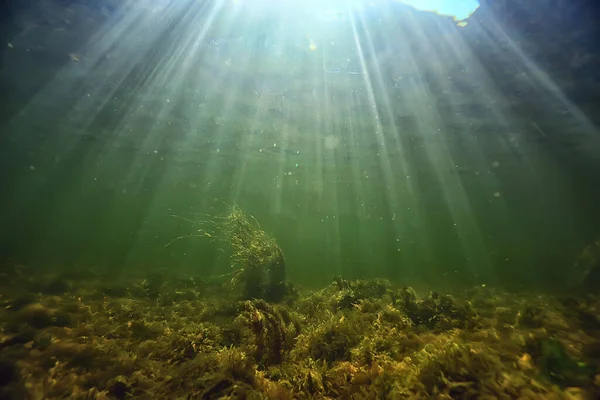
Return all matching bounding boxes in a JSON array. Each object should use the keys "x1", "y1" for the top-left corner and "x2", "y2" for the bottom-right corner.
[{"x1": 1, "y1": 0, "x2": 600, "y2": 293}]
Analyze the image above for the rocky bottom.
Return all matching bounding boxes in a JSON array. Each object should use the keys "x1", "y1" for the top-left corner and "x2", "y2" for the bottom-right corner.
[{"x1": 1, "y1": 266, "x2": 599, "y2": 399}]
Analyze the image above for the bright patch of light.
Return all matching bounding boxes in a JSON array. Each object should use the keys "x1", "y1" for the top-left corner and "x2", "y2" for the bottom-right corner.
[
  {"x1": 237, "y1": 0, "x2": 478, "y2": 22},
  {"x1": 398, "y1": 0, "x2": 479, "y2": 20}
]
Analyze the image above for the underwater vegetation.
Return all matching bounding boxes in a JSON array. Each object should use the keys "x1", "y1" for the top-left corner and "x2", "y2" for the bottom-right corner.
[
  {"x1": 1, "y1": 264, "x2": 600, "y2": 399},
  {"x1": 221, "y1": 205, "x2": 288, "y2": 303},
  {"x1": 1, "y1": 213, "x2": 599, "y2": 398},
  {"x1": 167, "y1": 204, "x2": 290, "y2": 303}
]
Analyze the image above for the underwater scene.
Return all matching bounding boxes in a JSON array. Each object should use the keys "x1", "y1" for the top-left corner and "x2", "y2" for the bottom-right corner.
[{"x1": 1, "y1": 0, "x2": 600, "y2": 398}]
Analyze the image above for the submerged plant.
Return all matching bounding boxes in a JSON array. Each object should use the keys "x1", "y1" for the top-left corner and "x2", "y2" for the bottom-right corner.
[
  {"x1": 223, "y1": 205, "x2": 287, "y2": 302},
  {"x1": 167, "y1": 204, "x2": 288, "y2": 302}
]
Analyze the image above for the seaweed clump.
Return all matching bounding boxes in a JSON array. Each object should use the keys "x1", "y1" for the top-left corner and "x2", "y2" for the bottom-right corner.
[
  {"x1": 230, "y1": 299, "x2": 299, "y2": 367},
  {"x1": 168, "y1": 204, "x2": 289, "y2": 302},
  {"x1": 392, "y1": 287, "x2": 478, "y2": 331},
  {"x1": 222, "y1": 205, "x2": 288, "y2": 302}
]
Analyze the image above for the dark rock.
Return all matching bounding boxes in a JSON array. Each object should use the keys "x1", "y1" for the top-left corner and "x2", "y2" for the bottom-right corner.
[
  {"x1": 0, "y1": 357, "x2": 19, "y2": 387},
  {"x1": 108, "y1": 375, "x2": 130, "y2": 400}
]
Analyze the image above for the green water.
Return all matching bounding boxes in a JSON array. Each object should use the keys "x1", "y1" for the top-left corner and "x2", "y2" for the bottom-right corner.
[{"x1": 1, "y1": 0, "x2": 599, "y2": 293}]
